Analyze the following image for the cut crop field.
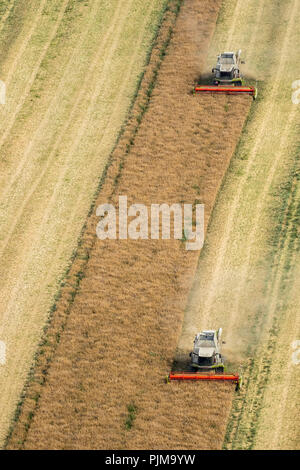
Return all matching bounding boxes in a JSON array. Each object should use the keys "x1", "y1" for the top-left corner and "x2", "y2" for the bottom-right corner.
[
  {"x1": 0, "y1": 0, "x2": 169, "y2": 446},
  {"x1": 178, "y1": 0, "x2": 300, "y2": 450},
  {"x1": 6, "y1": 0, "x2": 253, "y2": 450}
]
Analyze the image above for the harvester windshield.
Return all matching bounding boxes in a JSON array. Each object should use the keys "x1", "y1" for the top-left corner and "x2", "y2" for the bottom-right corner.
[{"x1": 196, "y1": 332, "x2": 215, "y2": 347}]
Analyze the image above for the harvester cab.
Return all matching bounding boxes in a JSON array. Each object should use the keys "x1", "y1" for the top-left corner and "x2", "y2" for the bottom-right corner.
[
  {"x1": 190, "y1": 328, "x2": 224, "y2": 373},
  {"x1": 212, "y1": 50, "x2": 244, "y2": 86}
]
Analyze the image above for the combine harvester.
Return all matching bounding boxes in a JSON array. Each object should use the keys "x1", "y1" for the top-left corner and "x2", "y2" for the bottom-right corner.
[
  {"x1": 195, "y1": 50, "x2": 257, "y2": 99},
  {"x1": 169, "y1": 329, "x2": 241, "y2": 390}
]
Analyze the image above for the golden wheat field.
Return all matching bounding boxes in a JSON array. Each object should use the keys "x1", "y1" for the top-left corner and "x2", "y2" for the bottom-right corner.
[{"x1": 1, "y1": 0, "x2": 300, "y2": 451}]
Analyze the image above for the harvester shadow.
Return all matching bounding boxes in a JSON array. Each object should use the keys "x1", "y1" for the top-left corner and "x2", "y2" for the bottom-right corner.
[
  {"x1": 171, "y1": 348, "x2": 193, "y2": 373},
  {"x1": 193, "y1": 72, "x2": 212, "y2": 87}
]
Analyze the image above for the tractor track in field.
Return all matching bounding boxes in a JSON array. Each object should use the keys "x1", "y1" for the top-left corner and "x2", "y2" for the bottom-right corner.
[
  {"x1": 0, "y1": 1, "x2": 17, "y2": 36},
  {"x1": 225, "y1": 170, "x2": 300, "y2": 449},
  {"x1": 0, "y1": 0, "x2": 133, "y2": 258},
  {"x1": 250, "y1": 149, "x2": 300, "y2": 449},
  {"x1": 0, "y1": 0, "x2": 68, "y2": 147},
  {"x1": 226, "y1": 106, "x2": 298, "y2": 338},
  {"x1": 0, "y1": 0, "x2": 100, "y2": 205},
  {"x1": 266, "y1": 264, "x2": 300, "y2": 449},
  {"x1": 0, "y1": 0, "x2": 150, "y2": 325},
  {"x1": 0, "y1": 0, "x2": 47, "y2": 99},
  {"x1": 19, "y1": 0, "x2": 154, "y2": 312}
]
